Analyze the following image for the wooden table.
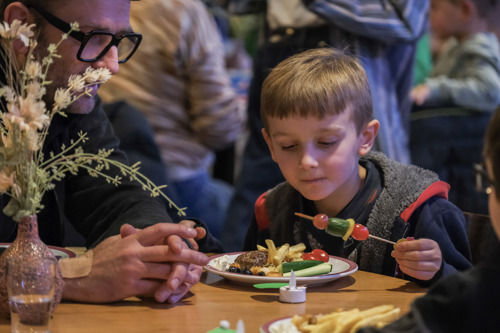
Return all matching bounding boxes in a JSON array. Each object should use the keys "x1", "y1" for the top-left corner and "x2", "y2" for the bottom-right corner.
[{"x1": 0, "y1": 268, "x2": 426, "y2": 332}]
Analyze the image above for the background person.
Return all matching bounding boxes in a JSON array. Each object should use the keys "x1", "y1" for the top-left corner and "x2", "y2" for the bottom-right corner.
[
  {"x1": 410, "y1": 0, "x2": 500, "y2": 215},
  {"x1": 99, "y1": 0, "x2": 246, "y2": 239}
]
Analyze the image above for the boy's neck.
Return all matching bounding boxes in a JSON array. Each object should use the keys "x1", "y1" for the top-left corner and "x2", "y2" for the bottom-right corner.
[
  {"x1": 454, "y1": 18, "x2": 488, "y2": 42},
  {"x1": 314, "y1": 165, "x2": 367, "y2": 217}
]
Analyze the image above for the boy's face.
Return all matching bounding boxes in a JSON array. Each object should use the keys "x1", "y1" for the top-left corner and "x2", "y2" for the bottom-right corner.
[
  {"x1": 486, "y1": 160, "x2": 500, "y2": 240},
  {"x1": 263, "y1": 109, "x2": 378, "y2": 212},
  {"x1": 429, "y1": 0, "x2": 463, "y2": 40}
]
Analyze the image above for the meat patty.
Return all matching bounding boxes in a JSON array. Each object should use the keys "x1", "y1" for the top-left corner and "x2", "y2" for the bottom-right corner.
[{"x1": 234, "y1": 251, "x2": 268, "y2": 270}]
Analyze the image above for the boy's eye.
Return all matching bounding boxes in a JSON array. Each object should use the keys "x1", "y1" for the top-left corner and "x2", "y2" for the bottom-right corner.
[
  {"x1": 317, "y1": 141, "x2": 336, "y2": 147},
  {"x1": 281, "y1": 144, "x2": 297, "y2": 150}
]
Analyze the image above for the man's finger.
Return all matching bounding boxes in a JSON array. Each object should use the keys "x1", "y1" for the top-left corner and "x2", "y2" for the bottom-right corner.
[
  {"x1": 133, "y1": 223, "x2": 197, "y2": 246},
  {"x1": 140, "y1": 245, "x2": 209, "y2": 266}
]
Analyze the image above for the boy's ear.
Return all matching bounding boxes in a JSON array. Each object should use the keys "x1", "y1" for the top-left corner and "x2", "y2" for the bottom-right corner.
[
  {"x1": 4, "y1": 3, "x2": 34, "y2": 56},
  {"x1": 262, "y1": 128, "x2": 277, "y2": 162},
  {"x1": 460, "y1": 0, "x2": 477, "y2": 21},
  {"x1": 358, "y1": 120, "x2": 379, "y2": 156}
]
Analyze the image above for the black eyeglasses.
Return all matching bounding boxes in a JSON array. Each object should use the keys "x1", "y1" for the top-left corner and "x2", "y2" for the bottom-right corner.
[
  {"x1": 30, "y1": 7, "x2": 142, "y2": 63},
  {"x1": 474, "y1": 163, "x2": 495, "y2": 195}
]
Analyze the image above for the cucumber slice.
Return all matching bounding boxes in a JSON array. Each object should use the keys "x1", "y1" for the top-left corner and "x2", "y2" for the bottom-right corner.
[
  {"x1": 278, "y1": 260, "x2": 323, "y2": 274},
  {"x1": 325, "y1": 218, "x2": 351, "y2": 238},
  {"x1": 283, "y1": 263, "x2": 332, "y2": 277}
]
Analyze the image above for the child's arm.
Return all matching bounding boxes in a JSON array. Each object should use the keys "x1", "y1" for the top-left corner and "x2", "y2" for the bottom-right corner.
[
  {"x1": 395, "y1": 198, "x2": 472, "y2": 285},
  {"x1": 391, "y1": 239, "x2": 442, "y2": 281}
]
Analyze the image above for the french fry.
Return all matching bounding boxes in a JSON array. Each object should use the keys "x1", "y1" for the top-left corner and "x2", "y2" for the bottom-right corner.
[
  {"x1": 265, "y1": 239, "x2": 277, "y2": 265},
  {"x1": 256, "y1": 244, "x2": 267, "y2": 252},
  {"x1": 358, "y1": 305, "x2": 396, "y2": 317},
  {"x1": 273, "y1": 243, "x2": 290, "y2": 266},
  {"x1": 350, "y1": 308, "x2": 400, "y2": 333},
  {"x1": 290, "y1": 305, "x2": 401, "y2": 333},
  {"x1": 286, "y1": 252, "x2": 304, "y2": 261},
  {"x1": 288, "y1": 242, "x2": 306, "y2": 254}
]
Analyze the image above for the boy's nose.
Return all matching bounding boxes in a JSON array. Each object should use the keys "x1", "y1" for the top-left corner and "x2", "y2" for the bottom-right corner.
[{"x1": 300, "y1": 149, "x2": 319, "y2": 168}]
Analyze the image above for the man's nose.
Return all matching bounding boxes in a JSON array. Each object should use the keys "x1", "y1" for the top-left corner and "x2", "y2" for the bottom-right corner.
[{"x1": 92, "y1": 46, "x2": 119, "y2": 75}]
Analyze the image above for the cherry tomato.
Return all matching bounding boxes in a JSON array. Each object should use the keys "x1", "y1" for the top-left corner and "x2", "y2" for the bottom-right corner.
[
  {"x1": 351, "y1": 224, "x2": 369, "y2": 241},
  {"x1": 312, "y1": 214, "x2": 329, "y2": 230},
  {"x1": 301, "y1": 253, "x2": 320, "y2": 261},
  {"x1": 311, "y1": 249, "x2": 329, "y2": 262}
]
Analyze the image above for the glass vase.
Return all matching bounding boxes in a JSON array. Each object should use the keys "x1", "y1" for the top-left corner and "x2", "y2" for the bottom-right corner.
[{"x1": 0, "y1": 215, "x2": 64, "y2": 318}]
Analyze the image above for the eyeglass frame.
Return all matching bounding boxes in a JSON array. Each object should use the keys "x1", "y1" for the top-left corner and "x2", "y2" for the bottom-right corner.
[
  {"x1": 473, "y1": 163, "x2": 496, "y2": 195},
  {"x1": 29, "y1": 6, "x2": 142, "y2": 63}
]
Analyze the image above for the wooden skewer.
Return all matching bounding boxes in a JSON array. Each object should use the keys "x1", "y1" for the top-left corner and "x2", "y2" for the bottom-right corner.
[
  {"x1": 294, "y1": 212, "x2": 396, "y2": 245},
  {"x1": 368, "y1": 234, "x2": 395, "y2": 245},
  {"x1": 294, "y1": 212, "x2": 314, "y2": 220}
]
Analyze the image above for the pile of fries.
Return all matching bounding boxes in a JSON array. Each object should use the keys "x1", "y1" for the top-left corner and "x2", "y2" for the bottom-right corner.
[
  {"x1": 291, "y1": 305, "x2": 401, "y2": 333},
  {"x1": 257, "y1": 239, "x2": 306, "y2": 266}
]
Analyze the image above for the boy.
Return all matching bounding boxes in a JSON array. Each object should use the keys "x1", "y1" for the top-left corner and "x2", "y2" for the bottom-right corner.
[
  {"x1": 409, "y1": 0, "x2": 500, "y2": 215},
  {"x1": 243, "y1": 48, "x2": 472, "y2": 286},
  {"x1": 358, "y1": 107, "x2": 500, "y2": 333},
  {"x1": 411, "y1": 0, "x2": 500, "y2": 110}
]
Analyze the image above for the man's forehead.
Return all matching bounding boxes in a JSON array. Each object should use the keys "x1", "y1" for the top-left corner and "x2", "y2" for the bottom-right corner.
[{"x1": 48, "y1": 0, "x2": 132, "y2": 31}]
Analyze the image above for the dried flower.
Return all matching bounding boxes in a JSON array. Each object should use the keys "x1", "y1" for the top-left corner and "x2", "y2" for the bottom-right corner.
[{"x1": 0, "y1": 21, "x2": 186, "y2": 221}]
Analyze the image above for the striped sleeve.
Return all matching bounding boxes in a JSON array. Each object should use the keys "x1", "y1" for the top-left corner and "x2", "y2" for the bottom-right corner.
[{"x1": 303, "y1": 0, "x2": 429, "y2": 42}]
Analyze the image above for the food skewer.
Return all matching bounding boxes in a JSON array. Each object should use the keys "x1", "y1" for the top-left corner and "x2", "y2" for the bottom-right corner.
[{"x1": 294, "y1": 212, "x2": 396, "y2": 245}]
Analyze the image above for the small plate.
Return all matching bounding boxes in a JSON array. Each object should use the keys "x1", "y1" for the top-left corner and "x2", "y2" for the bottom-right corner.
[
  {"x1": 205, "y1": 252, "x2": 357, "y2": 286},
  {"x1": 0, "y1": 243, "x2": 77, "y2": 259},
  {"x1": 260, "y1": 317, "x2": 294, "y2": 333}
]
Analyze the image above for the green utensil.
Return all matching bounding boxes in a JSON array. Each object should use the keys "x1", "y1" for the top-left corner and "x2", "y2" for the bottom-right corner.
[{"x1": 253, "y1": 283, "x2": 289, "y2": 289}]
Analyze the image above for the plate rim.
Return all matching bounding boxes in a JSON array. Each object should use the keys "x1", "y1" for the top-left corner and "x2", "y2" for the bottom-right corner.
[
  {"x1": 205, "y1": 251, "x2": 358, "y2": 285},
  {"x1": 0, "y1": 243, "x2": 77, "y2": 258},
  {"x1": 260, "y1": 316, "x2": 293, "y2": 333}
]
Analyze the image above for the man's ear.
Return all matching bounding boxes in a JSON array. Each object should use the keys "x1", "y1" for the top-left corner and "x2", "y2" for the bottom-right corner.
[
  {"x1": 358, "y1": 120, "x2": 379, "y2": 156},
  {"x1": 262, "y1": 128, "x2": 277, "y2": 162},
  {"x1": 4, "y1": 3, "x2": 34, "y2": 55}
]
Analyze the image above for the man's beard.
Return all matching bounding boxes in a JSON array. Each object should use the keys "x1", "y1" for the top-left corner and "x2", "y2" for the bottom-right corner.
[
  {"x1": 35, "y1": 35, "x2": 97, "y2": 115},
  {"x1": 43, "y1": 82, "x2": 97, "y2": 115}
]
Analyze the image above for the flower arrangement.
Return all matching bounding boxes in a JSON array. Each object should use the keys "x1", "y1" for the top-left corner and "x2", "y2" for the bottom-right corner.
[{"x1": 0, "y1": 20, "x2": 186, "y2": 221}]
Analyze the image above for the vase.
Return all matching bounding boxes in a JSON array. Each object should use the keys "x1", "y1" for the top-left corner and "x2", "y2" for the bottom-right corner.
[{"x1": 0, "y1": 215, "x2": 64, "y2": 318}]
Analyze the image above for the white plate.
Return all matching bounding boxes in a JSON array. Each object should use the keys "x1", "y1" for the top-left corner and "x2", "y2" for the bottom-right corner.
[
  {"x1": 0, "y1": 243, "x2": 77, "y2": 259},
  {"x1": 205, "y1": 252, "x2": 358, "y2": 286},
  {"x1": 260, "y1": 317, "x2": 294, "y2": 333}
]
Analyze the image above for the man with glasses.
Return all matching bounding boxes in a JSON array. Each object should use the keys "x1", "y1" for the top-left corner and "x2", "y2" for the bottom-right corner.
[{"x1": 0, "y1": 0, "x2": 221, "y2": 304}]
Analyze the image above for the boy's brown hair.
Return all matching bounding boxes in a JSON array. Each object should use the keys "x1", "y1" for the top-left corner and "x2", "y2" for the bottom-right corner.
[
  {"x1": 444, "y1": 0, "x2": 499, "y2": 18},
  {"x1": 260, "y1": 47, "x2": 373, "y2": 134}
]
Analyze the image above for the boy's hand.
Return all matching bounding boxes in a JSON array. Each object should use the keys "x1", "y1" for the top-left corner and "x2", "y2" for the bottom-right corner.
[
  {"x1": 391, "y1": 238, "x2": 442, "y2": 281},
  {"x1": 178, "y1": 220, "x2": 207, "y2": 250},
  {"x1": 410, "y1": 84, "x2": 430, "y2": 105}
]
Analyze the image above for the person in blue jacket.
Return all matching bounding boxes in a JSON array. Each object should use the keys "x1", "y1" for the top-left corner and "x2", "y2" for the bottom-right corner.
[{"x1": 243, "y1": 47, "x2": 472, "y2": 286}]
